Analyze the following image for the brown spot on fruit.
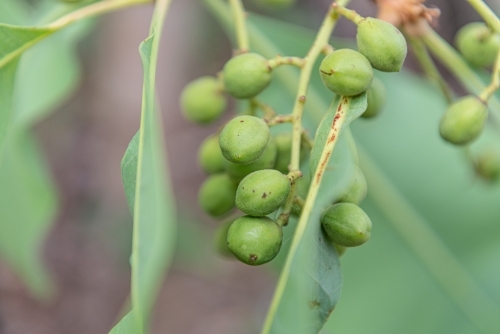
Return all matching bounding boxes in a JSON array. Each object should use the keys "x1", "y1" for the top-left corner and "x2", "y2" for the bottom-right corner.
[
  {"x1": 262, "y1": 192, "x2": 267, "y2": 199},
  {"x1": 249, "y1": 254, "x2": 258, "y2": 262}
]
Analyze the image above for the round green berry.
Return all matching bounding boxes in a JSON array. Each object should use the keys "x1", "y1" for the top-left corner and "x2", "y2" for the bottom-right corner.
[
  {"x1": 225, "y1": 135, "x2": 278, "y2": 182},
  {"x1": 227, "y1": 216, "x2": 282, "y2": 265},
  {"x1": 198, "y1": 174, "x2": 237, "y2": 217},
  {"x1": 219, "y1": 115, "x2": 270, "y2": 164},
  {"x1": 321, "y1": 203, "x2": 372, "y2": 247},
  {"x1": 319, "y1": 49, "x2": 374, "y2": 96},
  {"x1": 439, "y1": 95, "x2": 487, "y2": 145},
  {"x1": 223, "y1": 53, "x2": 272, "y2": 99},
  {"x1": 362, "y1": 77, "x2": 386, "y2": 118},
  {"x1": 357, "y1": 18, "x2": 407, "y2": 72},
  {"x1": 337, "y1": 166, "x2": 367, "y2": 205},
  {"x1": 180, "y1": 76, "x2": 226, "y2": 124},
  {"x1": 213, "y1": 219, "x2": 236, "y2": 258},
  {"x1": 474, "y1": 151, "x2": 500, "y2": 182},
  {"x1": 236, "y1": 169, "x2": 291, "y2": 216},
  {"x1": 198, "y1": 134, "x2": 225, "y2": 174},
  {"x1": 456, "y1": 22, "x2": 500, "y2": 68}
]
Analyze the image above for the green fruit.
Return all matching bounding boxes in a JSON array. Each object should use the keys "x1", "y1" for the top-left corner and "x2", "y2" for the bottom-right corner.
[
  {"x1": 474, "y1": 151, "x2": 500, "y2": 182},
  {"x1": 357, "y1": 18, "x2": 407, "y2": 72},
  {"x1": 439, "y1": 96, "x2": 487, "y2": 145},
  {"x1": 362, "y1": 77, "x2": 386, "y2": 118},
  {"x1": 223, "y1": 53, "x2": 272, "y2": 99},
  {"x1": 337, "y1": 166, "x2": 367, "y2": 205},
  {"x1": 255, "y1": 0, "x2": 296, "y2": 9},
  {"x1": 319, "y1": 49, "x2": 374, "y2": 96},
  {"x1": 236, "y1": 169, "x2": 291, "y2": 216},
  {"x1": 180, "y1": 76, "x2": 226, "y2": 124},
  {"x1": 456, "y1": 22, "x2": 500, "y2": 68},
  {"x1": 321, "y1": 203, "x2": 372, "y2": 247},
  {"x1": 213, "y1": 219, "x2": 236, "y2": 258},
  {"x1": 225, "y1": 135, "x2": 278, "y2": 182},
  {"x1": 227, "y1": 216, "x2": 282, "y2": 265},
  {"x1": 219, "y1": 115, "x2": 270, "y2": 164},
  {"x1": 198, "y1": 174, "x2": 237, "y2": 217},
  {"x1": 198, "y1": 134, "x2": 225, "y2": 174}
]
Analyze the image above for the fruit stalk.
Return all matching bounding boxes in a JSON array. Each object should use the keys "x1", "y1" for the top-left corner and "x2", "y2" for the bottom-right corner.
[
  {"x1": 228, "y1": 0, "x2": 250, "y2": 53},
  {"x1": 467, "y1": 0, "x2": 500, "y2": 35},
  {"x1": 480, "y1": 51, "x2": 500, "y2": 101}
]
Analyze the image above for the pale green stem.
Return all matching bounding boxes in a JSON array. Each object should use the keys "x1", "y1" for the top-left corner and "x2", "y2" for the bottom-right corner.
[
  {"x1": 332, "y1": 2, "x2": 363, "y2": 25},
  {"x1": 228, "y1": 0, "x2": 249, "y2": 52},
  {"x1": 267, "y1": 55, "x2": 305, "y2": 69},
  {"x1": 480, "y1": 50, "x2": 500, "y2": 101},
  {"x1": 467, "y1": 0, "x2": 500, "y2": 34}
]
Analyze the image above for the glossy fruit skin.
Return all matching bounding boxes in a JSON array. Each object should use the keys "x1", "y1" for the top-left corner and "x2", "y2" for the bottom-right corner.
[
  {"x1": 223, "y1": 53, "x2": 272, "y2": 99},
  {"x1": 219, "y1": 115, "x2": 270, "y2": 165},
  {"x1": 227, "y1": 216, "x2": 282, "y2": 265},
  {"x1": 225, "y1": 135, "x2": 277, "y2": 182},
  {"x1": 198, "y1": 134, "x2": 225, "y2": 174},
  {"x1": 337, "y1": 166, "x2": 367, "y2": 205},
  {"x1": 198, "y1": 174, "x2": 237, "y2": 217},
  {"x1": 439, "y1": 96, "x2": 488, "y2": 145},
  {"x1": 362, "y1": 77, "x2": 386, "y2": 118},
  {"x1": 321, "y1": 203, "x2": 372, "y2": 247},
  {"x1": 180, "y1": 76, "x2": 226, "y2": 124},
  {"x1": 474, "y1": 151, "x2": 500, "y2": 182},
  {"x1": 319, "y1": 49, "x2": 374, "y2": 96},
  {"x1": 456, "y1": 22, "x2": 500, "y2": 68},
  {"x1": 236, "y1": 169, "x2": 291, "y2": 216},
  {"x1": 213, "y1": 218, "x2": 236, "y2": 258},
  {"x1": 357, "y1": 18, "x2": 407, "y2": 72}
]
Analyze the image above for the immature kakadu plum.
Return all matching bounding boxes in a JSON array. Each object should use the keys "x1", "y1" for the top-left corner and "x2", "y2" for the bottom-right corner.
[
  {"x1": 439, "y1": 95, "x2": 488, "y2": 145},
  {"x1": 235, "y1": 169, "x2": 291, "y2": 216},
  {"x1": 198, "y1": 174, "x2": 237, "y2": 217},
  {"x1": 223, "y1": 53, "x2": 273, "y2": 99},
  {"x1": 180, "y1": 76, "x2": 226, "y2": 124},
  {"x1": 319, "y1": 49, "x2": 374, "y2": 96},
  {"x1": 337, "y1": 166, "x2": 367, "y2": 205},
  {"x1": 362, "y1": 77, "x2": 386, "y2": 118},
  {"x1": 219, "y1": 115, "x2": 270, "y2": 164},
  {"x1": 321, "y1": 203, "x2": 372, "y2": 247},
  {"x1": 227, "y1": 216, "x2": 283, "y2": 265},
  {"x1": 474, "y1": 151, "x2": 500, "y2": 182},
  {"x1": 198, "y1": 134, "x2": 225, "y2": 174},
  {"x1": 225, "y1": 135, "x2": 278, "y2": 182},
  {"x1": 456, "y1": 22, "x2": 500, "y2": 68},
  {"x1": 356, "y1": 18, "x2": 407, "y2": 72}
]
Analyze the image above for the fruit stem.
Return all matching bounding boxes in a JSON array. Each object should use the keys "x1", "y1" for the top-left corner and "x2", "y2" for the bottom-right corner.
[
  {"x1": 321, "y1": 44, "x2": 335, "y2": 56},
  {"x1": 266, "y1": 114, "x2": 294, "y2": 126},
  {"x1": 480, "y1": 51, "x2": 500, "y2": 101},
  {"x1": 267, "y1": 55, "x2": 305, "y2": 69},
  {"x1": 407, "y1": 35, "x2": 453, "y2": 104},
  {"x1": 287, "y1": 170, "x2": 303, "y2": 182},
  {"x1": 228, "y1": 0, "x2": 250, "y2": 53},
  {"x1": 332, "y1": 2, "x2": 364, "y2": 25},
  {"x1": 466, "y1": 0, "x2": 500, "y2": 35}
]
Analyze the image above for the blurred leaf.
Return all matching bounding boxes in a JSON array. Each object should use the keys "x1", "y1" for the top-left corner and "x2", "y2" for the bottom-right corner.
[
  {"x1": 0, "y1": 0, "x2": 29, "y2": 24},
  {"x1": 110, "y1": 311, "x2": 138, "y2": 334},
  {"x1": 112, "y1": 1, "x2": 175, "y2": 333},
  {"x1": 0, "y1": 58, "x2": 18, "y2": 150}
]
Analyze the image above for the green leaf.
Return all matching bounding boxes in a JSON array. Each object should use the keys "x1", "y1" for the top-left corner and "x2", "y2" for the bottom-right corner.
[
  {"x1": 111, "y1": 1, "x2": 175, "y2": 332},
  {"x1": 0, "y1": 0, "x2": 29, "y2": 24},
  {"x1": 0, "y1": 58, "x2": 19, "y2": 150},
  {"x1": 109, "y1": 311, "x2": 139, "y2": 334}
]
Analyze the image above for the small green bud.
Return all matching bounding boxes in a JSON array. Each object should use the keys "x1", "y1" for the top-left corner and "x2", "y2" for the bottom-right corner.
[
  {"x1": 225, "y1": 135, "x2": 277, "y2": 182},
  {"x1": 321, "y1": 203, "x2": 372, "y2": 247},
  {"x1": 223, "y1": 53, "x2": 272, "y2": 99},
  {"x1": 227, "y1": 216, "x2": 282, "y2": 265},
  {"x1": 198, "y1": 134, "x2": 225, "y2": 174},
  {"x1": 180, "y1": 76, "x2": 226, "y2": 124},
  {"x1": 439, "y1": 96, "x2": 488, "y2": 145},
  {"x1": 357, "y1": 18, "x2": 407, "y2": 72},
  {"x1": 213, "y1": 219, "x2": 236, "y2": 258},
  {"x1": 362, "y1": 77, "x2": 386, "y2": 118},
  {"x1": 236, "y1": 169, "x2": 291, "y2": 216},
  {"x1": 319, "y1": 49, "x2": 374, "y2": 96},
  {"x1": 456, "y1": 22, "x2": 500, "y2": 68},
  {"x1": 219, "y1": 115, "x2": 270, "y2": 164},
  {"x1": 198, "y1": 174, "x2": 237, "y2": 217},
  {"x1": 337, "y1": 166, "x2": 367, "y2": 205},
  {"x1": 474, "y1": 150, "x2": 500, "y2": 182}
]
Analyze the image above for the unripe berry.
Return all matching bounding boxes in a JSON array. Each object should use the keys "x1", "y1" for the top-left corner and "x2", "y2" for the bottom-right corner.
[
  {"x1": 223, "y1": 53, "x2": 272, "y2": 99},
  {"x1": 227, "y1": 216, "x2": 282, "y2": 265},
  {"x1": 236, "y1": 169, "x2": 291, "y2": 216},
  {"x1": 198, "y1": 134, "x2": 225, "y2": 174},
  {"x1": 180, "y1": 76, "x2": 226, "y2": 124},
  {"x1": 357, "y1": 18, "x2": 407, "y2": 72},
  {"x1": 337, "y1": 166, "x2": 367, "y2": 205},
  {"x1": 362, "y1": 77, "x2": 386, "y2": 118},
  {"x1": 219, "y1": 115, "x2": 270, "y2": 164},
  {"x1": 198, "y1": 174, "x2": 237, "y2": 217},
  {"x1": 456, "y1": 22, "x2": 500, "y2": 68},
  {"x1": 439, "y1": 96, "x2": 487, "y2": 145},
  {"x1": 225, "y1": 135, "x2": 278, "y2": 182},
  {"x1": 319, "y1": 49, "x2": 374, "y2": 96},
  {"x1": 321, "y1": 203, "x2": 372, "y2": 247},
  {"x1": 213, "y1": 219, "x2": 236, "y2": 258},
  {"x1": 474, "y1": 151, "x2": 500, "y2": 182}
]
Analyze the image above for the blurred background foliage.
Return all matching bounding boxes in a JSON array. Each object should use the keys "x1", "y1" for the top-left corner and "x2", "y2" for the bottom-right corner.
[{"x1": 0, "y1": 0, "x2": 499, "y2": 333}]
